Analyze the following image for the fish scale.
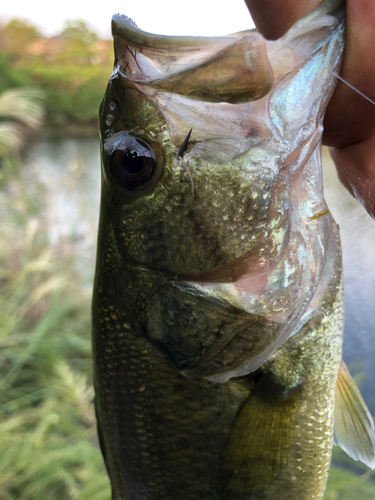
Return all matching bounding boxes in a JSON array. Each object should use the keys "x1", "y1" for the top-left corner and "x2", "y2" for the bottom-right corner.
[
  {"x1": 214, "y1": 262, "x2": 344, "y2": 499},
  {"x1": 93, "y1": 249, "x2": 343, "y2": 500},
  {"x1": 115, "y1": 152, "x2": 275, "y2": 274},
  {"x1": 93, "y1": 1, "x2": 375, "y2": 498},
  {"x1": 93, "y1": 280, "x2": 252, "y2": 499}
]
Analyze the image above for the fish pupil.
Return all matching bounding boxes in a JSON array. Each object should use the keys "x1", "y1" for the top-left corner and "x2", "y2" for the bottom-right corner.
[
  {"x1": 122, "y1": 149, "x2": 152, "y2": 175},
  {"x1": 110, "y1": 136, "x2": 156, "y2": 188}
]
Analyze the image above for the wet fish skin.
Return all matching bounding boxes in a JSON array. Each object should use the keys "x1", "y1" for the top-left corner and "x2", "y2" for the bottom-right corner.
[
  {"x1": 92, "y1": 2, "x2": 373, "y2": 499},
  {"x1": 93, "y1": 259, "x2": 343, "y2": 499}
]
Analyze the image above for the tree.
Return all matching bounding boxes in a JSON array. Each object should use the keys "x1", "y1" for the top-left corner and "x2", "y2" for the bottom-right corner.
[
  {"x1": 2, "y1": 19, "x2": 41, "y2": 58},
  {"x1": 58, "y1": 20, "x2": 98, "y2": 64}
]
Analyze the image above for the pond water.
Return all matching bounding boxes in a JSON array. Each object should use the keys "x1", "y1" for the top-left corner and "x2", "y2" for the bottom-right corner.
[{"x1": 23, "y1": 137, "x2": 375, "y2": 415}]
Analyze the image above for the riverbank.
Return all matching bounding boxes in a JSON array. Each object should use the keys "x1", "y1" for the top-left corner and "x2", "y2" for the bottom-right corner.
[{"x1": 34, "y1": 122, "x2": 99, "y2": 139}]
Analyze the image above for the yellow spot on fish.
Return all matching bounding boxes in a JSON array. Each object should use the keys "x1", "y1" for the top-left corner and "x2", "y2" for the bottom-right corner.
[{"x1": 308, "y1": 209, "x2": 329, "y2": 220}]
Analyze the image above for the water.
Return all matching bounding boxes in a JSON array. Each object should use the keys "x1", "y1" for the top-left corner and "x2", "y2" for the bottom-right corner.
[
  {"x1": 23, "y1": 137, "x2": 101, "y2": 245},
  {"x1": 322, "y1": 149, "x2": 375, "y2": 415},
  {"x1": 23, "y1": 137, "x2": 375, "y2": 415}
]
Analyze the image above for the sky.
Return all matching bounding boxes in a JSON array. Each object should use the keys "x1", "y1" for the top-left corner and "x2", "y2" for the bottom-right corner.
[{"x1": 0, "y1": 0, "x2": 255, "y2": 39}]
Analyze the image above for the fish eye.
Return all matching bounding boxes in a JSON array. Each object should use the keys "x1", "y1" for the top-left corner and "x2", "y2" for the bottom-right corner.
[{"x1": 109, "y1": 136, "x2": 156, "y2": 189}]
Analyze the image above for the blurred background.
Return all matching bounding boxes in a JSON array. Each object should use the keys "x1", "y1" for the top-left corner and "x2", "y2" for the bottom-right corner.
[{"x1": 0, "y1": 1, "x2": 374, "y2": 499}]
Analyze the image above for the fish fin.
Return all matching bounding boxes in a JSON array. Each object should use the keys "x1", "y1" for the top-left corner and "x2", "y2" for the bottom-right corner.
[
  {"x1": 214, "y1": 374, "x2": 302, "y2": 499},
  {"x1": 334, "y1": 360, "x2": 375, "y2": 469}
]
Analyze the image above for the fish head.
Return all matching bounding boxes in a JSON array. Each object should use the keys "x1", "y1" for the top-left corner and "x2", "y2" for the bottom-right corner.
[
  {"x1": 99, "y1": 19, "x2": 278, "y2": 278},
  {"x1": 97, "y1": 2, "x2": 344, "y2": 381}
]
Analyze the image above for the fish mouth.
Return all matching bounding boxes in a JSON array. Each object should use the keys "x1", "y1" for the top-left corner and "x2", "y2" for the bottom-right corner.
[
  {"x1": 111, "y1": 14, "x2": 274, "y2": 105},
  {"x1": 110, "y1": 15, "x2": 279, "y2": 161}
]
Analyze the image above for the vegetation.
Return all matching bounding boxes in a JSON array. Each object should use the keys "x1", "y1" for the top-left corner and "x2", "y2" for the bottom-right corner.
[
  {"x1": 0, "y1": 81, "x2": 110, "y2": 498},
  {"x1": 0, "y1": 16, "x2": 374, "y2": 500},
  {"x1": 0, "y1": 18, "x2": 113, "y2": 136},
  {"x1": 325, "y1": 448, "x2": 375, "y2": 499},
  {"x1": 0, "y1": 157, "x2": 111, "y2": 499},
  {"x1": 1, "y1": 158, "x2": 374, "y2": 499},
  {"x1": 0, "y1": 87, "x2": 43, "y2": 156}
]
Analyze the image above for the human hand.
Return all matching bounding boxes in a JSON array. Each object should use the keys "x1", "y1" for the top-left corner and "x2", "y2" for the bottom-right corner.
[{"x1": 244, "y1": 0, "x2": 375, "y2": 218}]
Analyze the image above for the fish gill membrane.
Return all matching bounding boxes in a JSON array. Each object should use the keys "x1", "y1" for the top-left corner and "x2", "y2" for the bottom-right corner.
[{"x1": 93, "y1": 0, "x2": 375, "y2": 499}]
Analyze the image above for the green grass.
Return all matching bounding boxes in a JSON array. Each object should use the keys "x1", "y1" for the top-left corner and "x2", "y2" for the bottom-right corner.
[
  {"x1": 324, "y1": 448, "x2": 375, "y2": 499},
  {"x1": 0, "y1": 157, "x2": 111, "y2": 499},
  {"x1": 0, "y1": 154, "x2": 374, "y2": 499}
]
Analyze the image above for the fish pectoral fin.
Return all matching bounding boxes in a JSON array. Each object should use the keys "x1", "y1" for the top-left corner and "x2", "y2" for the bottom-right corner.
[
  {"x1": 334, "y1": 360, "x2": 375, "y2": 469},
  {"x1": 214, "y1": 374, "x2": 302, "y2": 499}
]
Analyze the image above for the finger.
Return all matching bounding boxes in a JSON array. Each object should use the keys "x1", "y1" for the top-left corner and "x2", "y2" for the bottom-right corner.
[
  {"x1": 243, "y1": 0, "x2": 320, "y2": 39},
  {"x1": 244, "y1": 0, "x2": 375, "y2": 148},
  {"x1": 329, "y1": 133, "x2": 375, "y2": 218},
  {"x1": 323, "y1": 0, "x2": 375, "y2": 148}
]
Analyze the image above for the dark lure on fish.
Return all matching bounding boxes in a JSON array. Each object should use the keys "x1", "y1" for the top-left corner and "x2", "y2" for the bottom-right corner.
[{"x1": 92, "y1": 1, "x2": 375, "y2": 498}]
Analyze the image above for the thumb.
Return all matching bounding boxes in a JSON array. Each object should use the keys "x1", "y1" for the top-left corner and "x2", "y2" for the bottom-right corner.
[
  {"x1": 243, "y1": 0, "x2": 321, "y2": 39},
  {"x1": 329, "y1": 135, "x2": 375, "y2": 219}
]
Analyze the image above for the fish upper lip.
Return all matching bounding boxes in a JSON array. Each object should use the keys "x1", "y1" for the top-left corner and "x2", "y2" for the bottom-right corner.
[{"x1": 111, "y1": 14, "x2": 274, "y2": 105}]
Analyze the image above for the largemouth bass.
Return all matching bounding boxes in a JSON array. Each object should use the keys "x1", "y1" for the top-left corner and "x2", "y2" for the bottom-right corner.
[{"x1": 92, "y1": 1, "x2": 375, "y2": 499}]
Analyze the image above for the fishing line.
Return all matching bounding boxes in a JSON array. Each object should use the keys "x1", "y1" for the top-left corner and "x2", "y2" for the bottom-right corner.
[
  {"x1": 284, "y1": 42, "x2": 375, "y2": 108},
  {"x1": 332, "y1": 75, "x2": 375, "y2": 107}
]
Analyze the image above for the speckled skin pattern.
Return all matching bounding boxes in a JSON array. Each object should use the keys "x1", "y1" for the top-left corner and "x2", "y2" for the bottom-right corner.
[
  {"x1": 93, "y1": 255, "x2": 343, "y2": 500},
  {"x1": 93, "y1": 3, "x2": 346, "y2": 499}
]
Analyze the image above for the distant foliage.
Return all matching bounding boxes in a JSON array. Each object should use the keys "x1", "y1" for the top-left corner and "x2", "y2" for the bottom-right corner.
[
  {"x1": 325, "y1": 447, "x2": 375, "y2": 499},
  {"x1": 59, "y1": 20, "x2": 98, "y2": 64},
  {"x1": 0, "y1": 87, "x2": 44, "y2": 157},
  {"x1": 0, "y1": 18, "x2": 113, "y2": 135},
  {"x1": 1, "y1": 19, "x2": 41, "y2": 58}
]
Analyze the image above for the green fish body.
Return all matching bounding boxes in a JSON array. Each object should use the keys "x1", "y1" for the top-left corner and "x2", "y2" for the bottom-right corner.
[{"x1": 93, "y1": 1, "x2": 375, "y2": 498}]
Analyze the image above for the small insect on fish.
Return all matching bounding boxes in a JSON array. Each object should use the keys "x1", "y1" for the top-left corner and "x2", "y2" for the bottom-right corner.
[
  {"x1": 177, "y1": 129, "x2": 195, "y2": 197},
  {"x1": 92, "y1": 1, "x2": 375, "y2": 499}
]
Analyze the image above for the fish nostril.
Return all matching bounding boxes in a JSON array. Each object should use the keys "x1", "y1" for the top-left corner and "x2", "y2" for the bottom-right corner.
[{"x1": 106, "y1": 114, "x2": 114, "y2": 127}]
